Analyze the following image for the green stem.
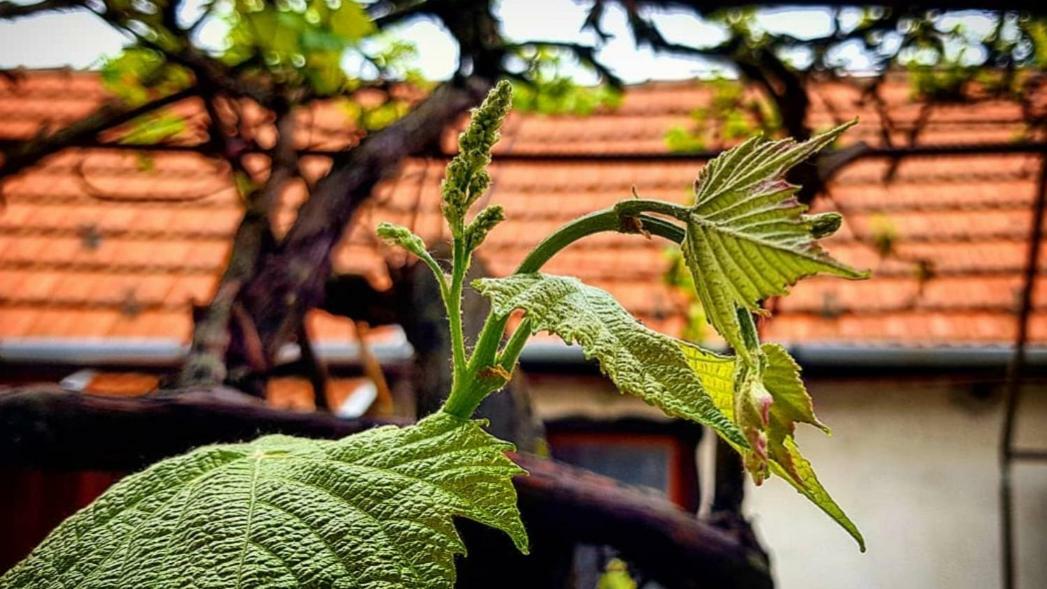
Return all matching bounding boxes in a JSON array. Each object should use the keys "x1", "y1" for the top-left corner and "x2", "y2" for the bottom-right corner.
[
  {"x1": 616, "y1": 198, "x2": 692, "y2": 221},
  {"x1": 517, "y1": 200, "x2": 688, "y2": 273},
  {"x1": 496, "y1": 319, "x2": 532, "y2": 372},
  {"x1": 447, "y1": 239, "x2": 468, "y2": 394},
  {"x1": 492, "y1": 214, "x2": 685, "y2": 378},
  {"x1": 441, "y1": 201, "x2": 688, "y2": 419},
  {"x1": 737, "y1": 306, "x2": 761, "y2": 352}
]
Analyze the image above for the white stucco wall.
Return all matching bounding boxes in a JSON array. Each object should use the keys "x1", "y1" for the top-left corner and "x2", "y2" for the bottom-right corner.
[{"x1": 746, "y1": 378, "x2": 1047, "y2": 589}]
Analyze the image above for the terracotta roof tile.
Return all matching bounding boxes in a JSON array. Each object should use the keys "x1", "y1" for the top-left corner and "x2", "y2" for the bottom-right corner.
[
  {"x1": 80, "y1": 372, "x2": 160, "y2": 397},
  {"x1": 843, "y1": 209, "x2": 1034, "y2": 241},
  {"x1": 163, "y1": 274, "x2": 217, "y2": 306},
  {"x1": 22, "y1": 308, "x2": 120, "y2": 338},
  {"x1": 6, "y1": 270, "x2": 62, "y2": 300},
  {"x1": 763, "y1": 311, "x2": 1047, "y2": 344},
  {"x1": 0, "y1": 307, "x2": 37, "y2": 337},
  {"x1": 2, "y1": 71, "x2": 1046, "y2": 349},
  {"x1": 306, "y1": 312, "x2": 346, "y2": 342},
  {"x1": 266, "y1": 377, "x2": 319, "y2": 411},
  {"x1": 106, "y1": 310, "x2": 191, "y2": 339},
  {"x1": 265, "y1": 376, "x2": 380, "y2": 412}
]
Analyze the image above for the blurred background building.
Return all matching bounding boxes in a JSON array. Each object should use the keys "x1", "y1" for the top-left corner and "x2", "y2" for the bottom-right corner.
[{"x1": 2, "y1": 2, "x2": 1047, "y2": 588}]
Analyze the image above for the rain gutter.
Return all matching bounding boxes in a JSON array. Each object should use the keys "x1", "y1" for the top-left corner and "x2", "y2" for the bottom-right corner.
[
  {"x1": 3, "y1": 336, "x2": 1046, "y2": 371},
  {"x1": 516, "y1": 340, "x2": 1047, "y2": 371},
  {"x1": 0, "y1": 335, "x2": 415, "y2": 368}
]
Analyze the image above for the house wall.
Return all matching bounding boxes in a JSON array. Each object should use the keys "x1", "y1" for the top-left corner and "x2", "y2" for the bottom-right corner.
[
  {"x1": 527, "y1": 372, "x2": 1047, "y2": 589},
  {"x1": 747, "y1": 377, "x2": 1047, "y2": 589}
]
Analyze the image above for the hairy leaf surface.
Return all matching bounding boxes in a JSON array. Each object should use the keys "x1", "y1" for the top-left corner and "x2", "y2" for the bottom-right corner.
[
  {"x1": 680, "y1": 342, "x2": 865, "y2": 550},
  {"x1": 684, "y1": 122, "x2": 868, "y2": 358},
  {"x1": 1, "y1": 413, "x2": 528, "y2": 589},
  {"x1": 474, "y1": 273, "x2": 746, "y2": 447}
]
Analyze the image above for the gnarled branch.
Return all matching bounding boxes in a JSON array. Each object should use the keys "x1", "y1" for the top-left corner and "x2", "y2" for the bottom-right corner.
[
  {"x1": 0, "y1": 86, "x2": 196, "y2": 181},
  {"x1": 0, "y1": 0, "x2": 83, "y2": 19}
]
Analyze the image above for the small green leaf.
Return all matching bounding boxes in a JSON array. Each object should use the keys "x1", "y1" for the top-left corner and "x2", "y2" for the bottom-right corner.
[
  {"x1": 233, "y1": 171, "x2": 258, "y2": 199},
  {"x1": 682, "y1": 122, "x2": 868, "y2": 359},
  {"x1": 665, "y1": 125, "x2": 706, "y2": 153},
  {"x1": 100, "y1": 48, "x2": 191, "y2": 106},
  {"x1": 761, "y1": 343, "x2": 830, "y2": 442},
  {"x1": 1, "y1": 413, "x2": 528, "y2": 588},
  {"x1": 117, "y1": 113, "x2": 186, "y2": 146},
  {"x1": 733, "y1": 356, "x2": 775, "y2": 483},
  {"x1": 304, "y1": 49, "x2": 348, "y2": 96},
  {"x1": 330, "y1": 0, "x2": 375, "y2": 41},
  {"x1": 808, "y1": 211, "x2": 843, "y2": 239},
  {"x1": 869, "y1": 213, "x2": 898, "y2": 258},
  {"x1": 509, "y1": 67, "x2": 622, "y2": 117},
  {"x1": 474, "y1": 273, "x2": 746, "y2": 447},
  {"x1": 680, "y1": 341, "x2": 865, "y2": 551}
]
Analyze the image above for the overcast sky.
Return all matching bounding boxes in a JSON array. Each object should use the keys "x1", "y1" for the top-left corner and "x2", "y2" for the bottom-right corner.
[{"x1": 0, "y1": 1, "x2": 1000, "y2": 83}]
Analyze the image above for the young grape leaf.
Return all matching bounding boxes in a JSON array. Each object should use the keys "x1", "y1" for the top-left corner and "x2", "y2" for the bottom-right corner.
[
  {"x1": 474, "y1": 273, "x2": 747, "y2": 447},
  {"x1": 732, "y1": 355, "x2": 776, "y2": 482},
  {"x1": 0, "y1": 413, "x2": 528, "y2": 589},
  {"x1": 761, "y1": 343, "x2": 831, "y2": 452},
  {"x1": 683, "y1": 122, "x2": 868, "y2": 359},
  {"x1": 679, "y1": 341, "x2": 865, "y2": 551}
]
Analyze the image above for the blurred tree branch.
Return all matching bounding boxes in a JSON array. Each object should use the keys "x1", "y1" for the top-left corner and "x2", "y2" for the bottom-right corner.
[
  {"x1": 0, "y1": 86, "x2": 195, "y2": 181},
  {"x1": 0, "y1": 0, "x2": 84, "y2": 19}
]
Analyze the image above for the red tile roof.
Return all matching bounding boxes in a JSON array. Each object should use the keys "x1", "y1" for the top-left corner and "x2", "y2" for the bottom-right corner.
[{"x1": 1, "y1": 70, "x2": 1045, "y2": 351}]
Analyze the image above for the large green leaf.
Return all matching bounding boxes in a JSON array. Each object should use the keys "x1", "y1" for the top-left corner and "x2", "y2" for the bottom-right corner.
[
  {"x1": 680, "y1": 342, "x2": 865, "y2": 551},
  {"x1": 474, "y1": 273, "x2": 746, "y2": 447},
  {"x1": 0, "y1": 413, "x2": 528, "y2": 589},
  {"x1": 683, "y1": 123, "x2": 868, "y2": 358}
]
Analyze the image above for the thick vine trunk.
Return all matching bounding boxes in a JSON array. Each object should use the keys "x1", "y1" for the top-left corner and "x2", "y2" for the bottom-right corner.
[
  {"x1": 241, "y1": 79, "x2": 491, "y2": 351},
  {"x1": 182, "y1": 79, "x2": 492, "y2": 395},
  {"x1": 173, "y1": 81, "x2": 492, "y2": 395},
  {"x1": 174, "y1": 110, "x2": 297, "y2": 393},
  {"x1": 173, "y1": 210, "x2": 275, "y2": 392},
  {"x1": 171, "y1": 1, "x2": 507, "y2": 399}
]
